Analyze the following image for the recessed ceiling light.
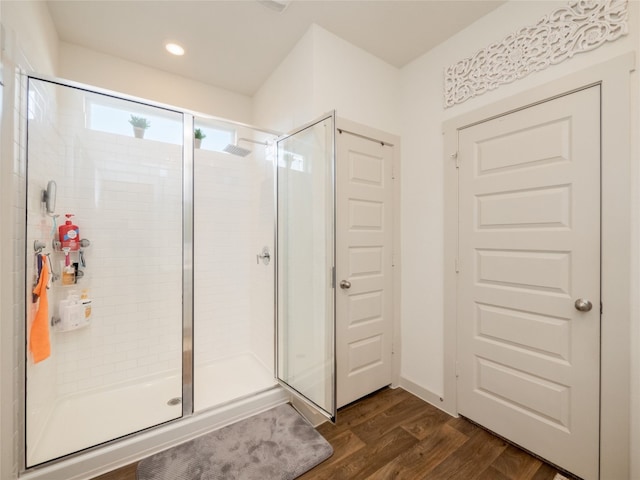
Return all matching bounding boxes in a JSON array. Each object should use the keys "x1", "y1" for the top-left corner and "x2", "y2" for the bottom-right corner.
[{"x1": 165, "y1": 43, "x2": 185, "y2": 56}]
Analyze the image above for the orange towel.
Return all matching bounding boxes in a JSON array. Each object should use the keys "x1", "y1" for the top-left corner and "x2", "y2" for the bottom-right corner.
[{"x1": 30, "y1": 256, "x2": 51, "y2": 363}]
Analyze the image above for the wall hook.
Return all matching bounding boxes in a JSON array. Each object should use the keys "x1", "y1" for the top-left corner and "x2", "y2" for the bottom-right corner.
[{"x1": 33, "y1": 240, "x2": 46, "y2": 253}]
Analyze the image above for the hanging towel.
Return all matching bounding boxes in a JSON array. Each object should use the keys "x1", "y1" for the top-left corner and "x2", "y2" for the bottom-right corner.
[{"x1": 30, "y1": 255, "x2": 51, "y2": 363}]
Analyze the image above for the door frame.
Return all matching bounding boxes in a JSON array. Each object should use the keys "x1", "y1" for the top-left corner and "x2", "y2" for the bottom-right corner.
[{"x1": 443, "y1": 53, "x2": 634, "y2": 479}]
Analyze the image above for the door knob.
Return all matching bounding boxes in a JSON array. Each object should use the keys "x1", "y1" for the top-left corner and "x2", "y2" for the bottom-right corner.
[
  {"x1": 574, "y1": 298, "x2": 593, "y2": 312},
  {"x1": 339, "y1": 280, "x2": 351, "y2": 289}
]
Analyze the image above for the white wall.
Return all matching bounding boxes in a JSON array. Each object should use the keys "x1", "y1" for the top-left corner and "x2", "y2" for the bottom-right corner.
[
  {"x1": 1, "y1": 2, "x2": 59, "y2": 478},
  {"x1": 399, "y1": 0, "x2": 639, "y2": 475},
  {"x1": 254, "y1": 24, "x2": 400, "y2": 135},
  {"x1": 1, "y1": 1, "x2": 58, "y2": 75},
  {"x1": 253, "y1": 28, "x2": 315, "y2": 133},
  {"x1": 311, "y1": 25, "x2": 400, "y2": 135},
  {"x1": 632, "y1": 167, "x2": 640, "y2": 465},
  {"x1": 59, "y1": 43, "x2": 253, "y2": 125},
  {"x1": 631, "y1": 4, "x2": 640, "y2": 475}
]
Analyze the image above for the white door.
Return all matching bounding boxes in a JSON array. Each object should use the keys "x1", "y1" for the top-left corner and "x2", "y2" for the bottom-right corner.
[
  {"x1": 457, "y1": 86, "x2": 600, "y2": 480},
  {"x1": 336, "y1": 130, "x2": 394, "y2": 408}
]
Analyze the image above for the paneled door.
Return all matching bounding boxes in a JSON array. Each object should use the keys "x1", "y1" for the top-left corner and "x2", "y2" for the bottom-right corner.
[
  {"x1": 336, "y1": 130, "x2": 394, "y2": 408},
  {"x1": 457, "y1": 86, "x2": 600, "y2": 480}
]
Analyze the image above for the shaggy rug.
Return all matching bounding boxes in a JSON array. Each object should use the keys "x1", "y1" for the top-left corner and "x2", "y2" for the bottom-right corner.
[{"x1": 136, "y1": 404, "x2": 333, "y2": 480}]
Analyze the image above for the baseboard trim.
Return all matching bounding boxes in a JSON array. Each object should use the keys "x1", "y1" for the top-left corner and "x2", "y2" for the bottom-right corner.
[{"x1": 398, "y1": 377, "x2": 455, "y2": 416}]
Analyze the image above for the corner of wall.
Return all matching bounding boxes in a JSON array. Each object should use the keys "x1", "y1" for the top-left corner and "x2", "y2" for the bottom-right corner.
[
  {"x1": 252, "y1": 25, "x2": 316, "y2": 132},
  {"x1": 1, "y1": 4, "x2": 61, "y2": 478},
  {"x1": 0, "y1": 35, "x2": 26, "y2": 480},
  {"x1": 1, "y1": 0, "x2": 59, "y2": 76},
  {"x1": 309, "y1": 24, "x2": 401, "y2": 135},
  {"x1": 252, "y1": 22, "x2": 402, "y2": 135}
]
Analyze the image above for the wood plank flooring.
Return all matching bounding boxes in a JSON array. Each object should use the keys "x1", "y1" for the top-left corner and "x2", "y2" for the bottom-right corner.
[{"x1": 92, "y1": 387, "x2": 572, "y2": 480}]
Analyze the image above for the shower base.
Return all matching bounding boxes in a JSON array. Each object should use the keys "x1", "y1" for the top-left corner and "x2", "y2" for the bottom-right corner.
[
  {"x1": 194, "y1": 352, "x2": 276, "y2": 411},
  {"x1": 27, "y1": 371, "x2": 183, "y2": 468},
  {"x1": 25, "y1": 352, "x2": 277, "y2": 474}
]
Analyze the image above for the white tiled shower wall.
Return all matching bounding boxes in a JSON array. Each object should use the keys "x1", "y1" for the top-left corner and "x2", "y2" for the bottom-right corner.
[
  {"x1": 26, "y1": 79, "x2": 277, "y2": 419},
  {"x1": 26, "y1": 81, "x2": 183, "y2": 410},
  {"x1": 194, "y1": 148, "x2": 253, "y2": 364},
  {"x1": 193, "y1": 130, "x2": 275, "y2": 370},
  {"x1": 249, "y1": 145, "x2": 276, "y2": 369},
  {"x1": 24, "y1": 78, "x2": 60, "y2": 448}
]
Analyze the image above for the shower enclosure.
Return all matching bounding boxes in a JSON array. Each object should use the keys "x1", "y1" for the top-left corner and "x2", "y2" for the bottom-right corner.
[{"x1": 23, "y1": 76, "x2": 335, "y2": 474}]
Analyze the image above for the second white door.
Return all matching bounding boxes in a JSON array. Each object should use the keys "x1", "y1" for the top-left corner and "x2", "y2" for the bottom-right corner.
[
  {"x1": 457, "y1": 86, "x2": 601, "y2": 480},
  {"x1": 336, "y1": 130, "x2": 394, "y2": 408}
]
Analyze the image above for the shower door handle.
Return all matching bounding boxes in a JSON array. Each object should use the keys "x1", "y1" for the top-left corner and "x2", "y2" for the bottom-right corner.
[{"x1": 257, "y1": 246, "x2": 271, "y2": 265}]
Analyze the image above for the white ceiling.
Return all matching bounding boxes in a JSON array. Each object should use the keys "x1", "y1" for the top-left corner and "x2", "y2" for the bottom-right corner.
[{"x1": 46, "y1": 0, "x2": 505, "y2": 97}]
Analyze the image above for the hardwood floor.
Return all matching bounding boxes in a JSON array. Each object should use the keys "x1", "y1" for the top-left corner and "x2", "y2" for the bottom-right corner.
[
  {"x1": 299, "y1": 388, "x2": 570, "y2": 480},
  {"x1": 92, "y1": 387, "x2": 572, "y2": 480}
]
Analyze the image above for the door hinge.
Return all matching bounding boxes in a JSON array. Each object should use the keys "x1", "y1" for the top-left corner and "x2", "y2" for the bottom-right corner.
[
  {"x1": 331, "y1": 266, "x2": 336, "y2": 288},
  {"x1": 455, "y1": 258, "x2": 460, "y2": 273},
  {"x1": 451, "y1": 152, "x2": 459, "y2": 168},
  {"x1": 600, "y1": 301, "x2": 603, "y2": 314},
  {"x1": 455, "y1": 361, "x2": 460, "y2": 378}
]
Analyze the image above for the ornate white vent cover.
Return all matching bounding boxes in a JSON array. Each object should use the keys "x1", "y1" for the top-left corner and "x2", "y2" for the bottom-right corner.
[{"x1": 444, "y1": 0, "x2": 628, "y2": 108}]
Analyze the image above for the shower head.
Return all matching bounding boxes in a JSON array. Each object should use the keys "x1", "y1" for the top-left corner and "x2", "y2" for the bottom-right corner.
[
  {"x1": 223, "y1": 144, "x2": 252, "y2": 157},
  {"x1": 222, "y1": 138, "x2": 268, "y2": 157},
  {"x1": 222, "y1": 143, "x2": 251, "y2": 157}
]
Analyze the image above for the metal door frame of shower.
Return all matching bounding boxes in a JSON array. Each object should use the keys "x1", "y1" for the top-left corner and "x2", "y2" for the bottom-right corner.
[
  {"x1": 182, "y1": 113, "x2": 195, "y2": 417},
  {"x1": 17, "y1": 73, "x2": 282, "y2": 477},
  {"x1": 273, "y1": 111, "x2": 338, "y2": 423}
]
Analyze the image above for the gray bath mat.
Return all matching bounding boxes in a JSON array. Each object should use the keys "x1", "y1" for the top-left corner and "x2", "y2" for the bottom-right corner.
[{"x1": 136, "y1": 403, "x2": 332, "y2": 480}]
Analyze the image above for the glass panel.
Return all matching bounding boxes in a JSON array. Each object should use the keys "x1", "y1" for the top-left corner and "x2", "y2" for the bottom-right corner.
[
  {"x1": 276, "y1": 113, "x2": 336, "y2": 420},
  {"x1": 25, "y1": 78, "x2": 184, "y2": 466},
  {"x1": 193, "y1": 118, "x2": 277, "y2": 411}
]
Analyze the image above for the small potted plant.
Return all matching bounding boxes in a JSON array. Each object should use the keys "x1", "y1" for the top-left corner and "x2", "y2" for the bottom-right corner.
[
  {"x1": 194, "y1": 128, "x2": 206, "y2": 149},
  {"x1": 129, "y1": 115, "x2": 150, "y2": 139}
]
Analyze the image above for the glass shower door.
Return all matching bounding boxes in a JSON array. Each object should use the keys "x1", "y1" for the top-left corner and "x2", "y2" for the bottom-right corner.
[
  {"x1": 276, "y1": 113, "x2": 336, "y2": 421},
  {"x1": 25, "y1": 78, "x2": 184, "y2": 466}
]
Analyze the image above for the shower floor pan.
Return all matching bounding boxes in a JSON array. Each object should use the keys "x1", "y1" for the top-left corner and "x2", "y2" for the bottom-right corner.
[
  {"x1": 27, "y1": 352, "x2": 275, "y2": 468},
  {"x1": 194, "y1": 352, "x2": 276, "y2": 411},
  {"x1": 27, "y1": 370, "x2": 182, "y2": 467}
]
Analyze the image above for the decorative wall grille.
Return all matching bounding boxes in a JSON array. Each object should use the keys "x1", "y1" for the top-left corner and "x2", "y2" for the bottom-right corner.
[{"x1": 444, "y1": 0, "x2": 628, "y2": 108}]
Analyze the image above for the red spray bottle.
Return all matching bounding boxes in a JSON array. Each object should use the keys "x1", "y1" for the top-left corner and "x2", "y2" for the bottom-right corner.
[{"x1": 59, "y1": 214, "x2": 80, "y2": 251}]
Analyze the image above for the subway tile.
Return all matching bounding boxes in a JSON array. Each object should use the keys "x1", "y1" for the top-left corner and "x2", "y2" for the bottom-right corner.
[{"x1": 24, "y1": 85, "x2": 273, "y2": 428}]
